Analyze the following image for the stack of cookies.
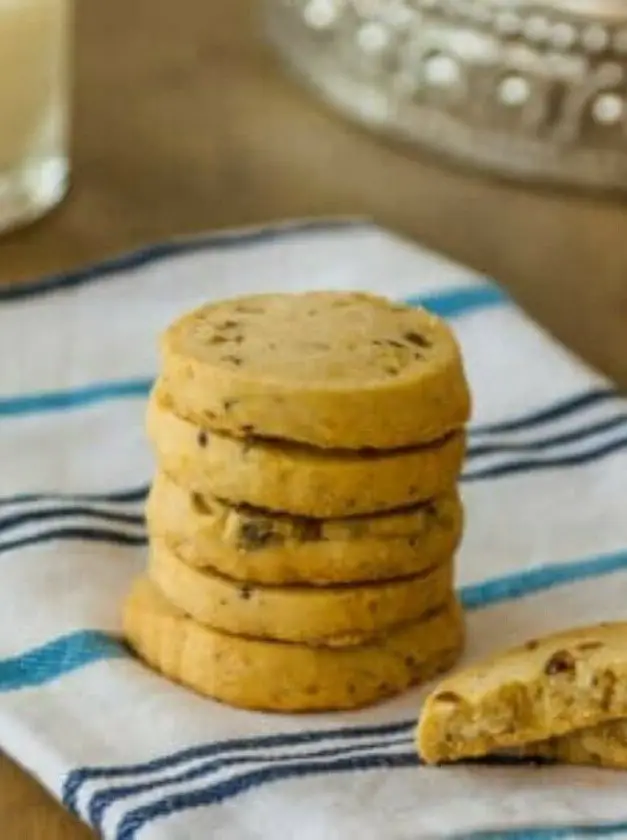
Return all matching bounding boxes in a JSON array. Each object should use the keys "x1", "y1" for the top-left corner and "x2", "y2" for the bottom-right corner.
[{"x1": 124, "y1": 291, "x2": 471, "y2": 712}]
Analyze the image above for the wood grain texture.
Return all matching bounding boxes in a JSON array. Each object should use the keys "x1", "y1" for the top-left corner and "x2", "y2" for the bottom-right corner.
[{"x1": 1, "y1": 0, "x2": 627, "y2": 836}]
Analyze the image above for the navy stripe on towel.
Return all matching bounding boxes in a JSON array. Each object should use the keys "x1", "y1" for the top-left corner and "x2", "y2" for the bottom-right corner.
[
  {"x1": 467, "y1": 414, "x2": 627, "y2": 455},
  {"x1": 89, "y1": 737, "x2": 412, "y2": 832},
  {"x1": 463, "y1": 435, "x2": 627, "y2": 482},
  {"x1": 0, "y1": 219, "x2": 371, "y2": 303},
  {"x1": 115, "y1": 753, "x2": 419, "y2": 840},
  {"x1": 0, "y1": 486, "x2": 149, "y2": 509},
  {"x1": 0, "y1": 528, "x2": 146, "y2": 557},
  {"x1": 470, "y1": 389, "x2": 618, "y2": 436},
  {"x1": 112, "y1": 752, "x2": 555, "y2": 840},
  {"x1": 0, "y1": 507, "x2": 144, "y2": 533},
  {"x1": 62, "y1": 720, "x2": 413, "y2": 814}
]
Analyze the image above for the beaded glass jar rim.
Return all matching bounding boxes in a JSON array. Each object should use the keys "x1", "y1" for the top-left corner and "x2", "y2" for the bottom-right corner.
[{"x1": 266, "y1": 0, "x2": 627, "y2": 190}]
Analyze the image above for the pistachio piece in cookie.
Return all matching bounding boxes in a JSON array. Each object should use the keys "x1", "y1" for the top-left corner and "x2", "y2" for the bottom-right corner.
[{"x1": 417, "y1": 622, "x2": 627, "y2": 764}]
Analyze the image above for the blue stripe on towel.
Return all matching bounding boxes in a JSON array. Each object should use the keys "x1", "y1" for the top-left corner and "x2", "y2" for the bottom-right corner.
[
  {"x1": 460, "y1": 549, "x2": 627, "y2": 610},
  {"x1": 406, "y1": 285, "x2": 507, "y2": 319},
  {"x1": 0, "y1": 378, "x2": 152, "y2": 418},
  {"x1": 0, "y1": 631, "x2": 126, "y2": 692}
]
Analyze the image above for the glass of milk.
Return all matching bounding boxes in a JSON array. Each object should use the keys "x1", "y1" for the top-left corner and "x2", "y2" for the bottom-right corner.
[{"x1": 0, "y1": 0, "x2": 71, "y2": 233}]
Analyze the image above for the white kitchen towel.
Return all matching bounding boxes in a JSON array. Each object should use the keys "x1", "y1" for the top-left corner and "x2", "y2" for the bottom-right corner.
[{"x1": 1, "y1": 219, "x2": 627, "y2": 840}]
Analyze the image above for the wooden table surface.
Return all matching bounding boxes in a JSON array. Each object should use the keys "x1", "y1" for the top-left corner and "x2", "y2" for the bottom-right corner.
[{"x1": 2, "y1": 0, "x2": 627, "y2": 836}]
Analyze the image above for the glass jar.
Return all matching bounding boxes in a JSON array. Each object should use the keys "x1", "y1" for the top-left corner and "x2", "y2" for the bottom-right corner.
[
  {"x1": 0, "y1": 0, "x2": 71, "y2": 233},
  {"x1": 265, "y1": 0, "x2": 627, "y2": 191}
]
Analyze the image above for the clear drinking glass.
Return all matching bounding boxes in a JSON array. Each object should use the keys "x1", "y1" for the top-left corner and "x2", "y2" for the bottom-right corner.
[{"x1": 0, "y1": 0, "x2": 71, "y2": 233}]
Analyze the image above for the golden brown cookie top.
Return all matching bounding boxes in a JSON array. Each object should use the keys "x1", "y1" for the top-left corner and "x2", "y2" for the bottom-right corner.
[
  {"x1": 162, "y1": 291, "x2": 458, "y2": 386},
  {"x1": 159, "y1": 291, "x2": 470, "y2": 449}
]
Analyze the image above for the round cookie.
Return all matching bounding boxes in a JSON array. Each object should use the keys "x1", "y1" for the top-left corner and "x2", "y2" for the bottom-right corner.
[
  {"x1": 147, "y1": 471, "x2": 464, "y2": 585},
  {"x1": 159, "y1": 291, "x2": 471, "y2": 450},
  {"x1": 148, "y1": 538, "x2": 455, "y2": 645},
  {"x1": 146, "y1": 387, "x2": 466, "y2": 517},
  {"x1": 124, "y1": 577, "x2": 465, "y2": 712}
]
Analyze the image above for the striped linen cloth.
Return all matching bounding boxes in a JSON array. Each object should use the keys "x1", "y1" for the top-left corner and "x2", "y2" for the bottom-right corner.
[{"x1": 1, "y1": 219, "x2": 627, "y2": 840}]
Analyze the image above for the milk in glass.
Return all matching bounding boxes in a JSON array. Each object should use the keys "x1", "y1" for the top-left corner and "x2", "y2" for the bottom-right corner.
[{"x1": 0, "y1": 0, "x2": 70, "y2": 231}]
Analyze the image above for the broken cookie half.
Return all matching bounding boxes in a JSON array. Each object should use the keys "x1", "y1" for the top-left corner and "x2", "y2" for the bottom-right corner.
[{"x1": 417, "y1": 621, "x2": 627, "y2": 766}]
